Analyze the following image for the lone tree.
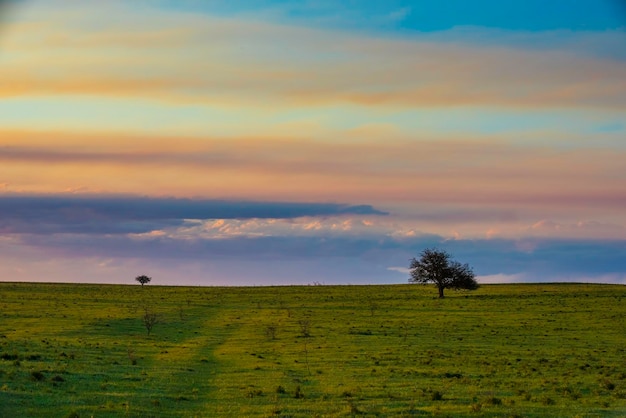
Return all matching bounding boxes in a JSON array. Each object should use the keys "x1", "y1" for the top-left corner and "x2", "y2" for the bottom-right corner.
[
  {"x1": 409, "y1": 248, "x2": 478, "y2": 298},
  {"x1": 135, "y1": 275, "x2": 152, "y2": 286}
]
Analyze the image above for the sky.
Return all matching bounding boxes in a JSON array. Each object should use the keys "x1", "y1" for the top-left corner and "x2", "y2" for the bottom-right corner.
[{"x1": 0, "y1": 0, "x2": 625, "y2": 286}]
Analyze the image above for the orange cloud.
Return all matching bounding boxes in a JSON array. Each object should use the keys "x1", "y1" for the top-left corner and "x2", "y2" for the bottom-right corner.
[
  {"x1": 1, "y1": 129, "x2": 624, "y2": 218},
  {"x1": 1, "y1": 2, "x2": 624, "y2": 109}
]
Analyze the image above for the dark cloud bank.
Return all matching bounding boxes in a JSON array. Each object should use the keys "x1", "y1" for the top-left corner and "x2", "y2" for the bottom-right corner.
[{"x1": 0, "y1": 194, "x2": 387, "y2": 234}]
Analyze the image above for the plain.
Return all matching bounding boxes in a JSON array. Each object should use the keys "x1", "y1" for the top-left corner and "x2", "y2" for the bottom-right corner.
[{"x1": 0, "y1": 282, "x2": 625, "y2": 417}]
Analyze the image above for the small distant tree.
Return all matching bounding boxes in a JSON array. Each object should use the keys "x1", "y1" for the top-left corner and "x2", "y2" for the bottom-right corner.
[
  {"x1": 409, "y1": 248, "x2": 478, "y2": 298},
  {"x1": 135, "y1": 275, "x2": 151, "y2": 286},
  {"x1": 142, "y1": 308, "x2": 159, "y2": 335}
]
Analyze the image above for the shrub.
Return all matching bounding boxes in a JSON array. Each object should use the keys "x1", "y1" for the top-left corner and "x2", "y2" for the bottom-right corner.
[
  {"x1": 297, "y1": 319, "x2": 311, "y2": 338},
  {"x1": 484, "y1": 396, "x2": 502, "y2": 405},
  {"x1": 469, "y1": 403, "x2": 482, "y2": 413},
  {"x1": 246, "y1": 389, "x2": 263, "y2": 398},
  {"x1": 30, "y1": 371, "x2": 45, "y2": 381},
  {"x1": 601, "y1": 379, "x2": 616, "y2": 391},
  {"x1": 265, "y1": 324, "x2": 278, "y2": 340},
  {"x1": 613, "y1": 390, "x2": 626, "y2": 399},
  {"x1": 347, "y1": 399, "x2": 363, "y2": 415},
  {"x1": 127, "y1": 348, "x2": 137, "y2": 365},
  {"x1": 142, "y1": 308, "x2": 159, "y2": 335},
  {"x1": 431, "y1": 391, "x2": 444, "y2": 401}
]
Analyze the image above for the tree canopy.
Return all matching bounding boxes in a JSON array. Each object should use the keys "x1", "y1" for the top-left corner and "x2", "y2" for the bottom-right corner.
[
  {"x1": 135, "y1": 275, "x2": 152, "y2": 286},
  {"x1": 409, "y1": 248, "x2": 478, "y2": 298}
]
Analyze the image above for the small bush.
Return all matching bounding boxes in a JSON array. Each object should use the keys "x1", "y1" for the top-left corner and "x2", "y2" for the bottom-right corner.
[
  {"x1": 246, "y1": 389, "x2": 263, "y2": 398},
  {"x1": 127, "y1": 348, "x2": 137, "y2": 365},
  {"x1": 30, "y1": 371, "x2": 45, "y2": 381},
  {"x1": 431, "y1": 391, "x2": 444, "y2": 401},
  {"x1": 484, "y1": 396, "x2": 502, "y2": 405},
  {"x1": 601, "y1": 379, "x2": 616, "y2": 391},
  {"x1": 142, "y1": 309, "x2": 159, "y2": 335},
  {"x1": 347, "y1": 399, "x2": 363, "y2": 415},
  {"x1": 297, "y1": 319, "x2": 311, "y2": 338},
  {"x1": 265, "y1": 324, "x2": 278, "y2": 340},
  {"x1": 613, "y1": 390, "x2": 626, "y2": 399},
  {"x1": 562, "y1": 387, "x2": 582, "y2": 400},
  {"x1": 276, "y1": 385, "x2": 286, "y2": 394},
  {"x1": 469, "y1": 403, "x2": 482, "y2": 413}
]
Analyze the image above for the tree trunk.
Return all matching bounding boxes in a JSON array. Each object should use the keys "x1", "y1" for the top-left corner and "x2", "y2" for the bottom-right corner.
[{"x1": 438, "y1": 285, "x2": 445, "y2": 298}]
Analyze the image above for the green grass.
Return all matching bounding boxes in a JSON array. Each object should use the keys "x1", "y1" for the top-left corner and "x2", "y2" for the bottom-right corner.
[{"x1": 1, "y1": 282, "x2": 625, "y2": 417}]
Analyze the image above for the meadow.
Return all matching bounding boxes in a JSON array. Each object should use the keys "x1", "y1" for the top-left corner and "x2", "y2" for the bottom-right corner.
[{"x1": 0, "y1": 282, "x2": 625, "y2": 417}]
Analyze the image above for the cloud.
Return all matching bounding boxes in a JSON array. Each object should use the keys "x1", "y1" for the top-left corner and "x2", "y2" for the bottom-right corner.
[
  {"x1": 3, "y1": 130, "x2": 625, "y2": 221},
  {"x1": 562, "y1": 273, "x2": 626, "y2": 285},
  {"x1": 421, "y1": 26, "x2": 626, "y2": 61},
  {"x1": 445, "y1": 238, "x2": 626, "y2": 279},
  {"x1": 387, "y1": 7, "x2": 411, "y2": 23},
  {"x1": 0, "y1": 194, "x2": 387, "y2": 235},
  {"x1": 160, "y1": 217, "x2": 390, "y2": 241},
  {"x1": 6, "y1": 225, "x2": 625, "y2": 285},
  {"x1": 526, "y1": 219, "x2": 626, "y2": 239},
  {"x1": 476, "y1": 273, "x2": 526, "y2": 284},
  {"x1": 387, "y1": 266, "x2": 410, "y2": 274},
  {"x1": 11, "y1": 210, "x2": 624, "y2": 279},
  {"x1": 1, "y1": 1, "x2": 625, "y2": 109}
]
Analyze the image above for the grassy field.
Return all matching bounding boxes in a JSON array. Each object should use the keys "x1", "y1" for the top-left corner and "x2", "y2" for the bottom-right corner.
[{"x1": 0, "y1": 282, "x2": 625, "y2": 417}]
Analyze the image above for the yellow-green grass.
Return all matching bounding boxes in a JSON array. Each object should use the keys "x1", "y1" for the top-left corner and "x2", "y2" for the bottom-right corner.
[{"x1": 1, "y1": 282, "x2": 625, "y2": 417}]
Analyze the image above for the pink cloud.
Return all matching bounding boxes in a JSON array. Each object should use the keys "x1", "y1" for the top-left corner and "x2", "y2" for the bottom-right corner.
[{"x1": 1, "y1": 1, "x2": 624, "y2": 109}]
